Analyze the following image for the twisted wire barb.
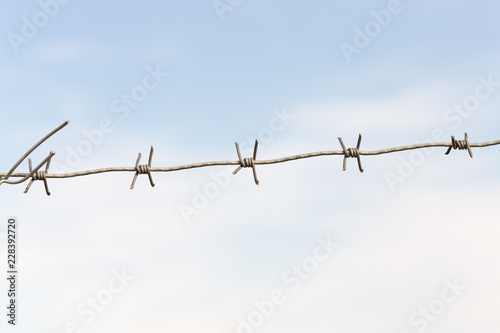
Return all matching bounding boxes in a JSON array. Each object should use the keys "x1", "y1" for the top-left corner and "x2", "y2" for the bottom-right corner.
[
  {"x1": 1, "y1": 151, "x2": 56, "y2": 186},
  {"x1": 1, "y1": 121, "x2": 500, "y2": 195},
  {"x1": 233, "y1": 140, "x2": 259, "y2": 185},
  {"x1": 0, "y1": 121, "x2": 68, "y2": 182},
  {"x1": 0, "y1": 120, "x2": 68, "y2": 187},
  {"x1": 130, "y1": 146, "x2": 155, "y2": 189},
  {"x1": 338, "y1": 134, "x2": 364, "y2": 173},
  {"x1": 24, "y1": 155, "x2": 54, "y2": 195},
  {"x1": 445, "y1": 133, "x2": 473, "y2": 158}
]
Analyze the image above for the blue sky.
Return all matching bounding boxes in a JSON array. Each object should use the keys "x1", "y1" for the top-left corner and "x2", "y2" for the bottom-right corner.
[{"x1": 1, "y1": 1, "x2": 500, "y2": 332}]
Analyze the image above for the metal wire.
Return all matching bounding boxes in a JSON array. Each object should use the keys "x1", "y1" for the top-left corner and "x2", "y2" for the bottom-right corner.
[
  {"x1": 0, "y1": 121, "x2": 68, "y2": 181},
  {"x1": 1, "y1": 121, "x2": 499, "y2": 195}
]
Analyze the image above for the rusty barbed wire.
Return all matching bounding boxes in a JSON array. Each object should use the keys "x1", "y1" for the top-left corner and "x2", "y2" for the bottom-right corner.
[{"x1": 1, "y1": 121, "x2": 499, "y2": 195}]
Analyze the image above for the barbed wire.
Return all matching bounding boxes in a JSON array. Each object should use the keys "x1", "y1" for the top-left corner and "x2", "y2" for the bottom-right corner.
[{"x1": 1, "y1": 121, "x2": 499, "y2": 195}]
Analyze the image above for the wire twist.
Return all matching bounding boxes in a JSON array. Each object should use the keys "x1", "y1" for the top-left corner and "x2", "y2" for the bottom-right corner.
[
  {"x1": 445, "y1": 133, "x2": 473, "y2": 158},
  {"x1": 338, "y1": 134, "x2": 364, "y2": 173},
  {"x1": 233, "y1": 140, "x2": 259, "y2": 185},
  {"x1": 130, "y1": 146, "x2": 155, "y2": 189},
  {"x1": 24, "y1": 155, "x2": 53, "y2": 195},
  {"x1": 0, "y1": 121, "x2": 68, "y2": 187}
]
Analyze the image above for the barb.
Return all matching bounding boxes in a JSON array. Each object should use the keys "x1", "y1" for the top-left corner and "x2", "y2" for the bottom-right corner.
[
  {"x1": 130, "y1": 146, "x2": 155, "y2": 189},
  {"x1": 24, "y1": 155, "x2": 54, "y2": 196},
  {"x1": 0, "y1": 121, "x2": 68, "y2": 182},
  {"x1": 233, "y1": 140, "x2": 259, "y2": 185},
  {"x1": 1, "y1": 120, "x2": 500, "y2": 194},
  {"x1": 0, "y1": 151, "x2": 55, "y2": 186},
  {"x1": 338, "y1": 134, "x2": 364, "y2": 173},
  {"x1": 445, "y1": 132, "x2": 473, "y2": 158}
]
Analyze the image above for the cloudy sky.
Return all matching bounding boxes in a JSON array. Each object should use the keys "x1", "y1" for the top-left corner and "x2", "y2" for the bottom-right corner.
[{"x1": 1, "y1": 1, "x2": 500, "y2": 332}]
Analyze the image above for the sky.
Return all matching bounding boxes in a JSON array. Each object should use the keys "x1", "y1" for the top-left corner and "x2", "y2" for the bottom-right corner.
[{"x1": 1, "y1": 1, "x2": 500, "y2": 332}]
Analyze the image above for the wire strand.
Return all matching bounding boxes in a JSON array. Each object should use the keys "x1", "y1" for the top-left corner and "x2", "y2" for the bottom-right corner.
[
  {"x1": 1, "y1": 123, "x2": 499, "y2": 194},
  {"x1": 1, "y1": 140, "x2": 499, "y2": 178}
]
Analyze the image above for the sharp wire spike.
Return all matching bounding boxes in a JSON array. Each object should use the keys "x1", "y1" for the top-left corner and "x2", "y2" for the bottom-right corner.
[
  {"x1": 356, "y1": 134, "x2": 364, "y2": 173},
  {"x1": 233, "y1": 140, "x2": 259, "y2": 185},
  {"x1": 338, "y1": 134, "x2": 363, "y2": 173},
  {"x1": 1, "y1": 151, "x2": 56, "y2": 186},
  {"x1": 445, "y1": 133, "x2": 473, "y2": 158},
  {"x1": 1, "y1": 121, "x2": 68, "y2": 183},
  {"x1": 23, "y1": 153, "x2": 54, "y2": 195},
  {"x1": 24, "y1": 158, "x2": 35, "y2": 193},
  {"x1": 130, "y1": 147, "x2": 155, "y2": 189},
  {"x1": 147, "y1": 146, "x2": 155, "y2": 187}
]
